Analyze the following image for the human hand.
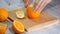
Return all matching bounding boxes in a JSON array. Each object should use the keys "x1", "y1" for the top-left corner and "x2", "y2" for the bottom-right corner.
[
  {"x1": 33, "y1": 0, "x2": 52, "y2": 13},
  {"x1": 23, "y1": 0, "x2": 33, "y2": 8}
]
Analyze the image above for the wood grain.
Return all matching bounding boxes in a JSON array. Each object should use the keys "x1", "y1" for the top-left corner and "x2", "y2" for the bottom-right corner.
[{"x1": 8, "y1": 7, "x2": 59, "y2": 32}]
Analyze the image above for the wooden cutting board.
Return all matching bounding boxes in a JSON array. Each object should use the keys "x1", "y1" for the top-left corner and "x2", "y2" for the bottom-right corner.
[{"x1": 8, "y1": 7, "x2": 59, "y2": 32}]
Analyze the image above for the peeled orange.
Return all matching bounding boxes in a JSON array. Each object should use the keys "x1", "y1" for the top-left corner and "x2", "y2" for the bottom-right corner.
[
  {"x1": 0, "y1": 23, "x2": 7, "y2": 34},
  {"x1": 12, "y1": 20, "x2": 24, "y2": 33},
  {"x1": 0, "y1": 8, "x2": 8, "y2": 22},
  {"x1": 16, "y1": 11, "x2": 25, "y2": 18},
  {"x1": 26, "y1": 5, "x2": 40, "y2": 18}
]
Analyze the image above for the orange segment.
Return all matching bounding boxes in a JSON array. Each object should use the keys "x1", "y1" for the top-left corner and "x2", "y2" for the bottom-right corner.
[
  {"x1": 0, "y1": 23, "x2": 7, "y2": 34},
  {"x1": 26, "y1": 5, "x2": 40, "y2": 18},
  {"x1": 12, "y1": 20, "x2": 24, "y2": 33}
]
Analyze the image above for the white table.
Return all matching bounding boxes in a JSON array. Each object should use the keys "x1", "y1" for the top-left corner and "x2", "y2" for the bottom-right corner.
[{"x1": 0, "y1": 0, "x2": 60, "y2": 34}]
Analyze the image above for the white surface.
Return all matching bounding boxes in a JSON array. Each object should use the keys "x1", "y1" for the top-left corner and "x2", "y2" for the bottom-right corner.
[
  {"x1": 0, "y1": 0, "x2": 60, "y2": 34},
  {"x1": 3, "y1": 4, "x2": 60, "y2": 34}
]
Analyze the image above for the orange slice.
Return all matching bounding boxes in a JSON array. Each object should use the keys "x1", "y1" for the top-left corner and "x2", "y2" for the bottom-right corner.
[
  {"x1": 0, "y1": 23, "x2": 7, "y2": 34},
  {"x1": 26, "y1": 5, "x2": 40, "y2": 18},
  {"x1": 12, "y1": 20, "x2": 24, "y2": 33}
]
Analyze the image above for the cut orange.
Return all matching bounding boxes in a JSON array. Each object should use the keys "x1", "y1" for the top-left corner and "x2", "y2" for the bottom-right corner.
[
  {"x1": 12, "y1": 20, "x2": 24, "y2": 33},
  {"x1": 26, "y1": 5, "x2": 40, "y2": 18},
  {"x1": 16, "y1": 10, "x2": 25, "y2": 18},
  {"x1": 0, "y1": 23, "x2": 7, "y2": 34}
]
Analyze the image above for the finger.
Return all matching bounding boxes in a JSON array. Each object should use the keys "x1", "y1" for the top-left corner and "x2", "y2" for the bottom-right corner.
[
  {"x1": 23, "y1": 0, "x2": 28, "y2": 7},
  {"x1": 36, "y1": 0, "x2": 51, "y2": 13},
  {"x1": 28, "y1": 0, "x2": 33, "y2": 4},
  {"x1": 26, "y1": 0, "x2": 32, "y2": 7},
  {"x1": 33, "y1": 0, "x2": 43, "y2": 12},
  {"x1": 46, "y1": 0, "x2": 52, "y2": 3},
  {"x1": 23, "y1": 0, "x2": 28, "y2": 3},
  {"x1": 23, "y1": 0, "x2": 32, "y2": 8},
  {"x1": 37, "y1": 0, "x2": 46, "y2": 12}
]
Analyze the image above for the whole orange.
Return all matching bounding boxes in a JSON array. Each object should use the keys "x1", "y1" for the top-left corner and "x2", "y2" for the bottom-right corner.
[
  {"x1": 26, "y1": 5, "x2": 40, "y2": 18},
  {"x1": 0, "y1": 8, "x2": 8, "y2": 22}
]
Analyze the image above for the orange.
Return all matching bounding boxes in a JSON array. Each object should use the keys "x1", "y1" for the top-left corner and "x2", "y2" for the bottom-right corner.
[
  {"x1": 26, "y1": 5, "x2": 40, "y2": 18},
  {"x1": 0, "y1": 8, "x2": 8, "y2": 22},
  {"x1": 12, "y1": 20, "x2": 24, "y2": 33},
  {"x1": 0, "y1": 23, "x2": 7, "y2": 34}
]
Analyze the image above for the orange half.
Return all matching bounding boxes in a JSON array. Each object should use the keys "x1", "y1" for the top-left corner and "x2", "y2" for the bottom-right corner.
[
  {"x1": 0, "y1": 23, "x2": 7, "y2": 34},
  {"x1": 12, "y1": 20, "x2": 24, "y2": 33},
  {"x1": 26, "y1": 5, "x2": 40, "y2": 18}
]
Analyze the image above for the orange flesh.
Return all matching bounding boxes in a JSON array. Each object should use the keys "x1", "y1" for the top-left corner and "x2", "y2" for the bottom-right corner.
[
  {"x1": 26, "y1": 6, "x2": 40, "y2": 18},
  {"x1": 12, "y1": 21, "x2": 24, "y2": 33},
  {"x1": 0, "y1": 23, "x2": 7, "y2": 34},
  {"x1": 15, "y1": 22, "x2": 24, "y2": 31}
]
